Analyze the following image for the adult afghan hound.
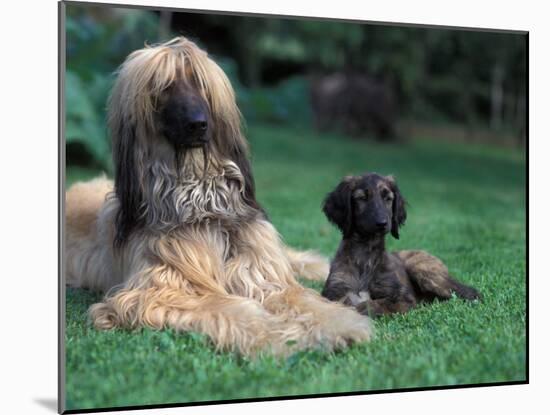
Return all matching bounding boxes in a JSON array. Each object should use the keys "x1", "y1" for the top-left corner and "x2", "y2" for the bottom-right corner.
[{"x1": 66, "y1": 37, "x2": 372, "y2": 356}]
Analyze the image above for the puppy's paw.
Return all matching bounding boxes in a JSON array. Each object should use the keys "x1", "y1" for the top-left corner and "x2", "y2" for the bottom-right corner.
[{"x1": 356, "y1": 300, "x2": 382, "y2": 318}]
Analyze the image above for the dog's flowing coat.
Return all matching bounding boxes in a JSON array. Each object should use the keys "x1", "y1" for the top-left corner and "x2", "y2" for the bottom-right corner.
[{"x1": 66, "y1": 37, "x2": 372, "y2": 355}]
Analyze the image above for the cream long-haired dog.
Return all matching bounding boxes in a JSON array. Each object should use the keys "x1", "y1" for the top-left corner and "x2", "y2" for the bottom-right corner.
[{"x1": 66, "y1": 37, "x2": 372, "y2": 356}]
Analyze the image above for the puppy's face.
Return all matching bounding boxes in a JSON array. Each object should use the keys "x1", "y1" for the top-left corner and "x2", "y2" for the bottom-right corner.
[
  {"x1": 323, "y1": 173, "x2": 407, "y2": 239},
  {"x1": 352, "y1": 175, "x2": 395, "y2": 236}
]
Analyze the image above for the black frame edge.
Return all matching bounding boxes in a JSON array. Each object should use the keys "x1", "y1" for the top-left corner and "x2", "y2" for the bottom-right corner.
[
  {"x1": 59, "y1": 1, "x2": 67, "y2": 414},
  {"x1": 63, "y1": 381, "x2": 528, "y2": 414}
]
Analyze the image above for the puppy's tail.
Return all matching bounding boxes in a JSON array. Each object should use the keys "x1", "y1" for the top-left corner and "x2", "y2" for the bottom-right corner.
[
  {"x1": 285, "y1": 247, "x2": 329, "y2": 281},
  {"x1": 396, "y1": 250, "x2": 481, "y2": 301}
]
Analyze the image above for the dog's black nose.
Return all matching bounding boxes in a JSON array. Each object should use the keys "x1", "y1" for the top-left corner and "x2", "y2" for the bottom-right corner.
[
  {"x1": 162, "y1": 98, "x2": 209, "y2": 148},
  {"x1": 185, "y1": 108, "x2": 208, "y2": 133},
  {"x1": 186, "y1": 120, "x2": 208, "y2": 135},
  {"x1": 376, "y1": 220, "x2": 388, "y2": 229}
]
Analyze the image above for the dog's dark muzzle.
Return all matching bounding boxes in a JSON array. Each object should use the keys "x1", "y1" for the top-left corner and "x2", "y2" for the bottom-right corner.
[
  {"x1": 182, "y1": 116, "x2": 209, "y2": 147},
  {"x1": 375, "y1": 220, "x2": 389, "y2": 233},
  {"x1": 361, "y1": 208, "x2": 391, "y2": 236},
  {"x1": 161, "y1": 101, "x2": 210, "y2": 148}
]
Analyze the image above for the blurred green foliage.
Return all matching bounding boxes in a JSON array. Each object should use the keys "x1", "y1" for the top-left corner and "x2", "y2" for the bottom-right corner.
[
  {"x1": 65, "y1": 71, "x2": 110, "y2": 165},
  {"x1": 228, "y1": 18, "x2": 525, "y2": 128},
  {"x1": 244, "y1": 78, "x2": 313, "y2": 125},
  {"x1": 215, "y1": 59, "x2": 312, "y2": 126},
  {"x1": 65, "y1": 3, "x2": 526, "y2": 169},
  {"x1": 65, "y1": 6, "x2": 163, "y2": 169}
]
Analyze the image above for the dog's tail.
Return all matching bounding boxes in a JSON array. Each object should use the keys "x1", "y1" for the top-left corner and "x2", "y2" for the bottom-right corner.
[{"x1": 285, "y1": 247, "x2": 329, "y2": 281}]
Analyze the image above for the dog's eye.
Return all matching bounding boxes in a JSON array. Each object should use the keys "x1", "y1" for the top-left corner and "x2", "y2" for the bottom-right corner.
[
  {"x1": 382, "y1": 190, "x2": 393, "y2": 201},
  {"x1": 354, "y1": 189, "x2": 368, "y2": 200}
]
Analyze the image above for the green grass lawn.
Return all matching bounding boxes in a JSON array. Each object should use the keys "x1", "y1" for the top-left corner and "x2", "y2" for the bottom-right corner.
[{"x1": 65, "y1": 124, "x2": 526, "y2": 411}]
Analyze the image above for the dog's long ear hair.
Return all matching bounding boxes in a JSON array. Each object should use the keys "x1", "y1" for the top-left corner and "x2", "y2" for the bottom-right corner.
[
  {"x1": 107, "y1": 47, "x2": 152, "y2": 248},
  {"x1": 201, "y1": 45, "x2": 262, "y2": 212},
  {"x1": 111, "y1": 121, "x2": 144, "y2": 248},
  {"x1": 386, "y1": 176, "x2": 407, "y2": 239},
  {"x1": 322, "y1": 177, "x2": 356, "y2": 237}
]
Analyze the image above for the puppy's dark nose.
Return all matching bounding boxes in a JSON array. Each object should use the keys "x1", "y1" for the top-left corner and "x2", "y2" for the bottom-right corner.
[{"x1": 376, "y1": 220, "x2": 388, "y2": 229}]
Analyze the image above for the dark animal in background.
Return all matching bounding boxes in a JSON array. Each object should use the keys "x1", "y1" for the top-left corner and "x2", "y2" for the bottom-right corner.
[
  {"x1": 310, "y1": 73, "x2": 397, "y2": 139},
  {"x1": 321, "y1": 173, "x2": 481, "y2": 317}
]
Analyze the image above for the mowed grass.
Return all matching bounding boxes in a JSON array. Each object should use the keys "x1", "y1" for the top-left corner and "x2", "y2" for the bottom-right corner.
[{"x1": 65, "y1": 124, "x2": 526, "y2": 411}]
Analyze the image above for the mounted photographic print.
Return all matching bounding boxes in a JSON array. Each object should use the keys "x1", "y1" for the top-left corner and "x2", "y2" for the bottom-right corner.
[{"x1": 59, "y1": 1, "x2": 527, "y2": 413}]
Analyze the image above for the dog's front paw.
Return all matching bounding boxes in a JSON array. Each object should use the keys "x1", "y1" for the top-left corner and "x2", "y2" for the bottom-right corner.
[
  {"x1": 89, "y1": 302, "x2": 119, "y2": 330},
  {"x1": 325, "y1": 303, "x2": 374, "y2": 346}
]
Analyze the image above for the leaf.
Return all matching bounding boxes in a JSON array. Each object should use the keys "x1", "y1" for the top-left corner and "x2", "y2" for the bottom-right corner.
[{"x1": 65, "y1": 70, "x2": 110, "y2": 165}]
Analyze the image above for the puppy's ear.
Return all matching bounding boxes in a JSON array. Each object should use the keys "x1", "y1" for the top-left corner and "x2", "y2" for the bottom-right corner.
[
  {"x1": 322, "y1": 176, "x2": 356, "y2": 237},
  {"x1": 387, "y1": 175, "x2": 407, "y2": 239},
  {"x1": 113, "y1": 122, "x2": 143, "y2": 248}
]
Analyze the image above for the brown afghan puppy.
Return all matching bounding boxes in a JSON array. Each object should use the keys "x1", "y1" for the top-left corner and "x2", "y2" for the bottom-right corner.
[
  {"x1": 321, "y1": 173, "x2": 480, "y2": 317},
  {"x1": 65, "y1": 37, "x2": 372, "y2": 356}
]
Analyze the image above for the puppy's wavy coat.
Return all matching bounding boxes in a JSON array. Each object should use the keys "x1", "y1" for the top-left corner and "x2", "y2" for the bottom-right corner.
[
  {"x1": 321, "y1": 173, "x2": 480, "y2": 316},
  {"x1": 66, "y1": 37, "x2": 372, "y2": 356}
]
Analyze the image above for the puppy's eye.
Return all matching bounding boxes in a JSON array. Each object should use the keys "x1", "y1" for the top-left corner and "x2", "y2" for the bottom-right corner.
[
  {"x1": 354, "y1": 189, "x2": 368, "y2": 200},
  {"x1": 382, "y1": 190, "x2": 393, "y2": 201}
]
